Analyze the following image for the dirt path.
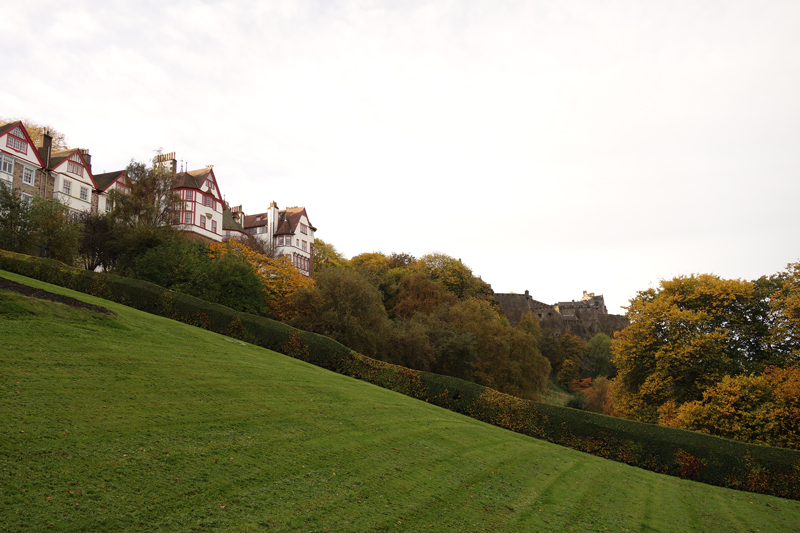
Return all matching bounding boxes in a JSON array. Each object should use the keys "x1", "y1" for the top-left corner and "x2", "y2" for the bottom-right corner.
[{"x1": 0, "y1": 277, "x2": 114, "y2": 315}]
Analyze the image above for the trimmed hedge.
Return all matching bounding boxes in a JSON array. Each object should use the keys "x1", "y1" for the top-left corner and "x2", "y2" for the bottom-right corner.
[{"x1": 1, "y1": 249, "x2": 798, "y2": 500}]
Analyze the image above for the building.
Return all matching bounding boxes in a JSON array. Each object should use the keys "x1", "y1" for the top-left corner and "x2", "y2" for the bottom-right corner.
[
  {"x1": 233, "y1": 202, "x2": 316, "y2": 276},
  {"x1": 92, "y1": 170, "x2": 129, "y2": 214},
  {"x1": 0, "y1": 121, "x2": 48, "y2": 203},
  {"x1": 154, "y1": 152, "x2": 226, "y2": 243},
  {"x1": 48, "y1": 148, "x2": 97, "y2": 215},
  {"x1": 494, "y1": 290, "x2": 629, "y2": 338}
]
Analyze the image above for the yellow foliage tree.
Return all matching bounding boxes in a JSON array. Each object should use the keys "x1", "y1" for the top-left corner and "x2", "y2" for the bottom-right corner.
[
  {"x1": 669, "y1": 366, "x2": 800, "y2": 450},
  {"x1": 209, "y1": 239, "x2": 313, "y2": 321}
]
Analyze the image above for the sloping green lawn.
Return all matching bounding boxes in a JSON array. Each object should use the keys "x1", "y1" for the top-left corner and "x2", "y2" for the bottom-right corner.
[{"x1": 2, "y1": 270, "x2": 799, "y2": 532}]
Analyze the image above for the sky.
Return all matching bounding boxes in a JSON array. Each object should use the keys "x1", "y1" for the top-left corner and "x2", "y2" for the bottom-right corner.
[{"x1": 3, "y1": 0, "x2": 799, "y2": 313}]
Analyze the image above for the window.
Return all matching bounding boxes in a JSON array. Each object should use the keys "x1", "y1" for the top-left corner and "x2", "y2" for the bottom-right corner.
[
  {"x1": 22, "y1": 167, "x2": 34, "y2": 185},
  {"x1": 1, "y1": 154, "x2": 13, "y2": 175},
  {"x1": 277, "y1": 236, "x2": 283, "y2": 246},
  {"x1": 63, "y1": 179, "x2": 71, "y2": 195},
  {"x1": 80, "y1": 187, "x2": 89, "y2": 202},
  {"x1": 6, "y1": 127, "x2": 28, "y2": 154},
  {"x1": 211, "y1": 220, "x2": 217, "y2": 233},
  {"x1": 20, "y1": 192, "x2": 33, "y2": 206},
  {"x1": 302, "y1": 240, "x2": 307, "y2": 252},
  {"x1": 67, "y1": 154, "x2": 84, "y2": 176},
  {"x1": 186, "y1": 190, "x2": 194, "y2": 201},
  {"x1": 300, "y1": 223, "x2": 308, "y2": 234},
  {"x1": 203, "y1": 195, "x2": 212, "y2": 207},
  {"x1": 199, "y1": 215, "x2": 206, "y2": 229},
  {"x1": 183, "y1": 212, "x2": 193, "y2": 224}
]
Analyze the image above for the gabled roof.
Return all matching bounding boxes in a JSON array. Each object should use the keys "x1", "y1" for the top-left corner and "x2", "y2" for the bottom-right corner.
[
  {"x1": 222, "y1": 208, "x2": 245, "y2": 233},
  {"x1": 242, "y1": 212, "x2": 270, "y2": 229},
  {"x1": 0, "y1": 121, "x2": 46, "y2": 167},
  {"x1": 281, "y1": 207, "x2": 317, "y2": 233},
  {"x1": 93, "y1": 170, "x2": 127, "y2": 192},
  {"x1": 175, "y1": 167, "x2": 222, "y2": 200},
  {"x1": 49, "y1": 148, "x2": 97, "y2": 188}
]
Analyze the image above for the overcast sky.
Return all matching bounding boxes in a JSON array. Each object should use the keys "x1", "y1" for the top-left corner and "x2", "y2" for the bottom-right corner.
[{"x1": 4, "y1": 0, "x2": 799, "y2": 313}]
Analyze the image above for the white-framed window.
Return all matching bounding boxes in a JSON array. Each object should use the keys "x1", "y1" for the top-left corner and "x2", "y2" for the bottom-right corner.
[
  {"x1": 277, "y1": 236, "x2": 283, "y2": 246},
  {"x1": 80, "y1": 186, "x2": 89, "y2": 202},
  {"x1": 211, "y1": 220, "x2": 217, "y2": 233},
  {"x1": 22, "y1": 166, "x2": 34, "y2": 185},
  {"x1": 6, "y1": 127, "x2": 28, "y2": 154},
  {"x1": 186, "y1": 190, "x2": 194, "y2": 201},
  {"x1": 1, "y1": 154, "x2": 13, "y2": 175},
  {"x1": 199, "y1": 215, "x2": 206, "y2": 229},
  {"x1": 63, "y1": 179, "x2": 72, "y2": 195},
  {"x1": 20, "y1": 192, "x2": 33, "y2": 206},
  {"x1": 183, "y1": 212, "x2": 193, "y2": 224}
]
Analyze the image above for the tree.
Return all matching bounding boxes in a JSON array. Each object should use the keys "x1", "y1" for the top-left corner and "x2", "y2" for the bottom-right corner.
[
  {"x1": 611, "y1": 274, "x2": 774, "y2": 423},
  {"x1": 209, "y1": 239, "x2": 312, "y2": 321},
  {"x1": 0, "y1": 184, "x2": 33, "y2": 255},
  {"x1": 668, "y1": 365, "x2": 800, "y2": 450},
  {"x1": 128, "y1": 238, "x2": 267, "y2": 314},
  {"x1": 390, "y1": 272, "x2": 456, "y2": 318},
  {"x1": 79, "y1": 212, "x2": 119, "y2": 271},
  {"x1": 583, "y1": 377, "x2": 617, "y2": 416},
  {"x1": 29, "y1": 198, "x2": 82, "y2": 266},
  {"x1": 109, "y1": 157, "x2": 180, "y2": 229},
  {"x1": 413, "y1": 253, "x2": 493, "y2": 301},
  {"x1": 312, "y1": 239, "x2": 349, "y2": 271},
  {"x1": 586, "y1": 333, "x2": 614, "y2": 377},
  {"x1": 290, "y1": 267, "x2": 388, "y2": 356},
  {"x1": 0, "y1": 117, "x2": 68, "y2": 150},
  {"x1": 769, "y1": 263, "x2": 800, "y2": 363}
]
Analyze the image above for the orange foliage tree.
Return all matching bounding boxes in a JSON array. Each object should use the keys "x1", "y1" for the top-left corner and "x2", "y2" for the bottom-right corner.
[
  {"x1": 209, "y1": 239, "x2": 313, "y2": 321},
  {"x1": 668, "y1": 365, "x2": 800, "y2": 450}
]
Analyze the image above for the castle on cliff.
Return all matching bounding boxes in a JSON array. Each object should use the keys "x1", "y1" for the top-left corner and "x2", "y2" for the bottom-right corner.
[{"x1": 494, "y1": 290, "x2": 629, "y2": 338}]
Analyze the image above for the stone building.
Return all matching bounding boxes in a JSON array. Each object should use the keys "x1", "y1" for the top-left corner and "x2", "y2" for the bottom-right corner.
[{"x1": 494, "y1": 290, "x2": 629, "y2": 339}]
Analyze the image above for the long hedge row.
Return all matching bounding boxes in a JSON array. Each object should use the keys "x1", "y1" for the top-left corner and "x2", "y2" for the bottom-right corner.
[{"x1": 1, "y1": 249, "x2": 798, "y2": 500}]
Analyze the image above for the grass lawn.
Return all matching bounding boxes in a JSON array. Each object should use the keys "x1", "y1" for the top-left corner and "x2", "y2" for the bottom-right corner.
[{"x1": 2, "y1": 270, "x2": 799, "y2": 532}]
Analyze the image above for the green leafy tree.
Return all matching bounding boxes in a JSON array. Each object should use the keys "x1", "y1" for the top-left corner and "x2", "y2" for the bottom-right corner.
[
  {"x1": 587, "y1": 333, "x2": 614, "y2": 377},
  {"x1": 29, "y1": 198, "x2": 82, "y2": 266},
  {"x1": 109, "y1": 157, "x2": 180, "y2": 229},
  {"x1": 127, "y1": 238, "x2": 267, "y2": 314},
  {"x1": 79, "y1": 212, "x2": 119, "y2": 271},
  {"x1": 0, "y1": 185, "x2": 33, "y2": 255},
  {"x1": 290, "y1": 267, "x2": 388, "y2": 356}
]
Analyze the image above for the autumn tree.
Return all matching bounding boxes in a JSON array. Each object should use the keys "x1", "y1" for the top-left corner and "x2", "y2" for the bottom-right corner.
[
  {"x1": 612, "y1": 274, "x2": 775, "y2": 423},
  {"x1": 668, "y1": 365, "x2": 800, "y2": 450},
  {"x1": 312, "y1": 238, "x2": 349, "y2": 271},
  {"x1": 0, "y1": 117, "x2": 68, "y2": 150},
  {"x1": 209, "y1": 239, "x2": 312, "y2": 321},
  {"x1": 390, "y1": 272, "x2": 456, "y2": 319},
  {"x1": 413, "y1": 253, "x2": 494, "y2": 302}
]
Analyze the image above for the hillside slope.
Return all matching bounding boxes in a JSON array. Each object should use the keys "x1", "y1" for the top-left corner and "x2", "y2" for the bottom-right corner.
[{"x1": 2, "y1": 271, "x2": 799, "y2": 532}]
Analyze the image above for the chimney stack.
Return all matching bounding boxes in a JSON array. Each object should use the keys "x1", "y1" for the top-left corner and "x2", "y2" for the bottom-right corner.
[
  {"x1": 80, "y1": 149, "x2": 92, "y2": 173},
  {"x1": 39, "y1": 131, "x2": 53, "y2": 168}
]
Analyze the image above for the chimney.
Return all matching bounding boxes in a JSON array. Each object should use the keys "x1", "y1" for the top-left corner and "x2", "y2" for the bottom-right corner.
[
  {"x1": 80, "y1": 149, "x2": 92, "y2": 173},
  {"x1": 39, "y1": 131, "x2": 53, "y2": 168}
]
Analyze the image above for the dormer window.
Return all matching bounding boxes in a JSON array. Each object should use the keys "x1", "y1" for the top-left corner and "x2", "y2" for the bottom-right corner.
[
  {"x1": 67, "y1": 153, "x2": 83, "y2": 176},
  {"x1": 6, "y1": 127, "x2": 28, "y2": 154}
]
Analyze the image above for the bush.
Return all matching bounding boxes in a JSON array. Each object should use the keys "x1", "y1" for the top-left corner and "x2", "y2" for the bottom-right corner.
[
  {"x1": 1, "y1": 249, "x2": 799, "y2": 501},
  {"x1": 566, "y1": 391, "x2": 587, "y2": 410}
]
